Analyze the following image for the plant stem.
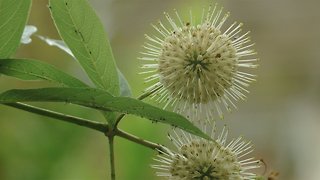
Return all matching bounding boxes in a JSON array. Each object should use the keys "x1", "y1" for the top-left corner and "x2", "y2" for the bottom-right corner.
[
  {"x1": 116, "y1": 128, "x2": 167, "y2": 153},
  {"x1": 114, "y1": 85, "x2": 162, "y2": 127},
  {"x1": 4, "y1": 102, "x2": 108, "y2": 132},
  {"x1": 108, "y1": 136, "x2": 116, "y2": 180},
  {"x1": 136, "y1": 85, "x2": 162, "y2": 101},
  {"x1": 4, "y1": 102, "x2": 168, "y2": 154}
]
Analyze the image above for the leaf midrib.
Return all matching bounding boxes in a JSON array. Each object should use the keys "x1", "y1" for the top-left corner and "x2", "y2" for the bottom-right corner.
[{"x1": 61, "y1": 0, "x2": 105, "y2": 89}]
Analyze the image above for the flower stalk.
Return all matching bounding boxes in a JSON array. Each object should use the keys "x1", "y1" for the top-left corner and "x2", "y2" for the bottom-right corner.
[{"x1": 116, "y1": 128, "x2": 167, "y2": 153}]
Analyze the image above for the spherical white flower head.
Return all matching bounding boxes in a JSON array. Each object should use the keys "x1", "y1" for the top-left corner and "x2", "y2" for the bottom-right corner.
[
  {"x1": 152, "y1": 125, "x2": 260, "y2": 179},
  {"x1": 140, "y1": 5, "x2": 257, "y2": 122}
]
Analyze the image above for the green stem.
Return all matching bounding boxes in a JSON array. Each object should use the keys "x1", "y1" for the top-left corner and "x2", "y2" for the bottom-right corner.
[
  {"x1": 116, "y1": 128, "x2": 167, "y2": 153},
  {"x1": 5, "y1": 102, "x2": 107, "y2": 132},
  {"x1": 4, "y1": 102, "x2": 168, "y2": 154},
  {"x1": 136, "y1": 85, "x2": 162, "y2": 101},
  {"x1": 108, "y1": 136, "x2": 116, "y2": 180}
]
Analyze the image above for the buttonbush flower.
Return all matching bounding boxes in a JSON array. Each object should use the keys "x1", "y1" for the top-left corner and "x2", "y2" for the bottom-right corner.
[
  {"x1": 140, "y1": 4, "x2": 257, "y2": 122},
  {"x1": 152, "y1": 124, "x2": 260, "y2": 179}
]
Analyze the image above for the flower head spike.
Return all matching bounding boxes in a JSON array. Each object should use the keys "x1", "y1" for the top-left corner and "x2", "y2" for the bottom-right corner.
[
  {"x1": 140, "y1": 4, "x2": 258, "y2": 122},
  {"x1": 152, "y1": 123, "x2": 260, "y2": 179}
]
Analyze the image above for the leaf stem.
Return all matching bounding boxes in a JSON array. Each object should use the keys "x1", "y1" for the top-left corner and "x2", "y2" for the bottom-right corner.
[{"x1": 4, "y1": 102, "x2": 108, "y2": 132}]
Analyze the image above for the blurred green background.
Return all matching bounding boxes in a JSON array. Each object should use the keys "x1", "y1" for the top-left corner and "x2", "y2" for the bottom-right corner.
[{"x1": 1, "y1": 0, "x2": 320, "y2": 179}]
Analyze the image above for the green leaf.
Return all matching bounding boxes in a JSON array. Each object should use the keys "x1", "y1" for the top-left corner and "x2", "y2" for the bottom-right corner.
[
  {"x1": 37, "y1": 36, "x2": 132, "y2": 97},
  {"x1": 0, "y1": 0, "x2": 32, "y2": 58},
  {"x1": 36, "y1": 34, "x2": 130, "y2": 123},
  {"x1": 118, "y1": 69, "x2": 132, "y2": 97},
  {"x1": 0, "y1": 58, "x2": 87, "y2": 87},
  {"x1": 49, "y1": 0, "x2": 119, "y2": 96},
  {"x1": 0, "y1": 87, "x2": 210, "y2": 139},
  {"x1": 0, "y1": 58, "x2": 115, "y2": 125}
]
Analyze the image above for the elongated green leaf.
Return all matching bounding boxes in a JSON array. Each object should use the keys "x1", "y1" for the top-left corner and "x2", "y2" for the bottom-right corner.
[
  {"x1": 49, "y1": 0, "x2": 119, "y2": 95},
  {"x1": 36, "y1": 34, "x2": 131, "y2": 123},
  {"x1": 0, "y1": 87, "x2": 209, "y2": 139},
  {"x1": 0, "y1": 0, "x2": 32, "y2": 58},
  {"x1": 0, "y1": 59, "x2": 87, "y2": 87},
  {"x1": 37, "y1": 36, "x2": 132, "y2": 97}
]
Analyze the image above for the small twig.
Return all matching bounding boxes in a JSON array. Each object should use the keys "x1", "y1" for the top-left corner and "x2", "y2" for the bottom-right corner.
[
  {"x1": 114, "y1": 85, "x2": 162, "y2": 127},
  {"x1": 4, "y1": 102, "x2": 108, "y2": 132},
  {"x1": 116, "y1": 128, "x2": 167, "y2": 153},
  {"x1": 136, "y1": 85, "x2": 162, "y2": 101}
]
